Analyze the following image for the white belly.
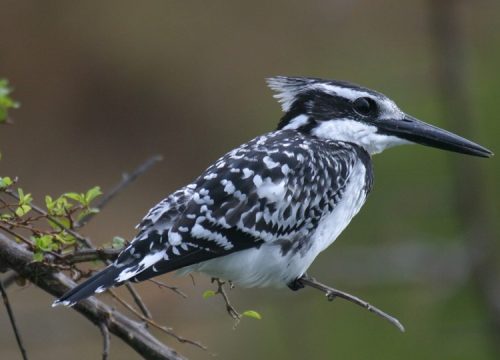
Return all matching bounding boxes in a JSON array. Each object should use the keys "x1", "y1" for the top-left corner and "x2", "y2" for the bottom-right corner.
[{"x1": 180, "y1": 162, "x2": 368, "y2": 288}]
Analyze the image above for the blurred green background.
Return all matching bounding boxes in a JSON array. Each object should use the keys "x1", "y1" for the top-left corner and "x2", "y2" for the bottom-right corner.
[{"x1": 0, "y1": 1, "x2": 499, "y2": 359}]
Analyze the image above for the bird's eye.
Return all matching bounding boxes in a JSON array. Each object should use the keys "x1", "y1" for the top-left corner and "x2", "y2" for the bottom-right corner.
[{"x1": 352, "y1": 97, "x2": 377, "y2": 117}]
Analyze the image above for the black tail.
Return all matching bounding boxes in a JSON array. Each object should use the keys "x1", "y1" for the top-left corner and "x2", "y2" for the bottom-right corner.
[{"x1": 52, "y1": 265, "x2": 122, "y2": 307}]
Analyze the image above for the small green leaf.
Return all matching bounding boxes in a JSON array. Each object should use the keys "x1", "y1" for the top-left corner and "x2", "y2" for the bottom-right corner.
[
  {"x1": 0, "y1": 79, "x2": 19, "y2": 124},
  {"x1": 112, "y1": 236, "x2": 126, "y2": 249},
  {"x1": 45, "y1": 195, "x2": 54, "y2": 211},
  {"x1": 15, "y1": 204, "x2": 31, "y2": 217},
  {"x1": 202, "y1": 290, "x2": 216, "y2": 299},
  {"x1": 33, "y1": 234, "x2": 54, "y2": 251},
  {"x1": 54, "y1": 231, "x2": 76, "y2": 245},
  {"x1": 64, "y1": 192, "x2": 84, "y2": 204},
  {"x1": 85, "y1": 186, "x2": 102, "y2": 204},
  {"x1": 0, "y1": 176, "x2": 13, "y2": 189},
  {"x1": 46, "y1": 195, "x2": 72, "y2": 217},
  {"x1": 76, "y1": 208, "x2": 99, "y2": 222},
  {"x1": 242, "y1": 310, "x2": 262, "y2": 320},
  {"x1": 32, "y1": 252, "x2": 44, "y2": 262},
  {"x1": 17, "y1": 188, "x2": 33, "y2": 206}
]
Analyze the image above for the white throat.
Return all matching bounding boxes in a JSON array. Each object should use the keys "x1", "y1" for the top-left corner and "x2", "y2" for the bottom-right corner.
[{"x1": 311, "y1": 119, "x2": 410, "y2": 155}]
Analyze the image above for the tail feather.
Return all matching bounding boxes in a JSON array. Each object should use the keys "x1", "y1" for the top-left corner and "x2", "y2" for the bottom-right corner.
[{"x1": 52, "y1": 265, "x2": 122, "y2": 307}]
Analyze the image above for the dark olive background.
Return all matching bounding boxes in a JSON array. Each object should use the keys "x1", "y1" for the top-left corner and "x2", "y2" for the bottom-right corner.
[{"x1": 1, "y1": 1, "x2": 499, "y2": 359}]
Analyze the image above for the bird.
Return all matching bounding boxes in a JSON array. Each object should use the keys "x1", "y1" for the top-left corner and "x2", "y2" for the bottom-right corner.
[{"x1": 53, "y1": 76, "x2": 492, "y2": 307}]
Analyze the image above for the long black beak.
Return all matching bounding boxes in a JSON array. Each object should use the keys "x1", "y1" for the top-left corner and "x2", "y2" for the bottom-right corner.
[{"x1": 377, "y1": 115, "x2": 493, "y2": 158}]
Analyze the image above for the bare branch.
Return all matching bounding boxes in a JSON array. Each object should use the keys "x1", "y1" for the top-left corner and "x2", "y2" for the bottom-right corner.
[
  {"x1": 0, "y1": 232, "x2": 186, "y2": 360},
  {"x1": 212, "y1": 278, "x2": 241, "y2": 322},
  {"x1": 149, "y1": 279, "x2": 188, "y2": 299},
  {"x1": 0, "y1": 224, "x2": 34, "y2": 249},
  {"x1": 60, "y1": 248, "x2": 121, "y2": 264},
  {"x1": 0, "y1": 276, "x2": 29, "y2": 360},
  {"x1": 75, "y1": 155, "x2": 163, "y2": 228},
  {"x1": 109, "y1": 289, "x2": 207, "y2": 350},
  {"x1": 98, "y1": 321, "x2": 111, "y2": 360},
  {"x1": 298, "y1": 274, "x2": 405, "y2": 333},
  {"x1": 125, "y1": 282, "x2": 153, "y2": 319}
]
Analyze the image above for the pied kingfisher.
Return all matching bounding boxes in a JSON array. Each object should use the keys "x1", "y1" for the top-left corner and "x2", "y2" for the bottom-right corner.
[{"x1": 54, "y1": 76, "x2": 492, "y2": 306}]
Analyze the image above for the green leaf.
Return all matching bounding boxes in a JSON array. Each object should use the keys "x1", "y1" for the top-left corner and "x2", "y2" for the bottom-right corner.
[
  {"x1": 45, "y1": 195, "x2": 54, "y2": 211},
  {"x1": 54, "y1": 231, "x2": 76, "y2": 245},
  {"x1": 0, "y1": 79, "x2": 19, "y2": 124},
  {"x1": 202, "y1": 290, "x2": 216, "y2": 299},
  {"x1": 242, "y1": 310, "x2": 262, "y2": 320},
  {"x1": 33, "y1": 234, "x2": 54, "y2": 251},
  {"x1": 14, "y1": 188, "x2": 32, "y2": 216},
  {"x1": 17, "y1": 188, "x2": 33, "y2": 205},
  {"x1": 76, "y1": 208, "x2": 99, "y2": 222},
  {"x1": 85, "y1": 186, "x2": 102, "y2": 204},
  {"x1": 46, "y1": 195, "x2": 72, "y2": 217},
  {"x1": 17, "y1": 188, "x2": 25, "y2": 201},
  {"x1": 64, "y1": 192, "x2": 84, "y2": 204},
  {"x1": 112, "y1": 236, "x2": 126, "y2": 249},
  {"x1": 0, "y1": 176, "x2": 13, "y2": 189},
  {"x1": 32, "y1": 252, "x2": 44, "y2": 262},
  {"x1": 15, "y1": 204, "x2": 31, "y2": 217}
]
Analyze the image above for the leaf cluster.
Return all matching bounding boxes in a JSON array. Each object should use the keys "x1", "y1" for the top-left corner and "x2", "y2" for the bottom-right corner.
[
  {"x1": 0, "y1": 78, "x2": 19, "y2": 124},
  {"x1": 0, "y1": 174, "x2": 103, "y2": 261}
]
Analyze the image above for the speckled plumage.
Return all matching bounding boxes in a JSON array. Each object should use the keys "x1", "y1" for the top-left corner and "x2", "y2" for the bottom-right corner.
[
  {"x1": 55, "y1": 75, "x2": 487, "y2": 307},
  {"x1": 124, "y1": 130, "x2": 373, "y2": 287}
]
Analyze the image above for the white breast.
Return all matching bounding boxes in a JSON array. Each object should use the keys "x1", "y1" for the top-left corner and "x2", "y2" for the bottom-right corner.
[
  {"x1": 179, "y1": 161, "x2": 369, "y2": 288},
  {"x1": 309, "y1": 161, "x2": 367, "y2": 255}
]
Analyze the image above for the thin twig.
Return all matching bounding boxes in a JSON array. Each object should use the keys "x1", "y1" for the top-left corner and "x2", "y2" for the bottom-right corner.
[
  {"x1": 98, "y1": 321, "x2": 111, "y2": 360},
  {"x1": 212, "y1": 278, "x2": 241, "y2": 321},
  {"x1": 0, "y1": 224, "x2": 34, "y2": 249},
  {"x1": 149, "y1": 279, "x2": 188, "y2": 299},
  {"x1": 0, "y1": 279, "x2": 29, "y2": 360},
  {"x1": 108, "y1": 289, "x2": 207, "y2": 350},
  {"x1": 298, "y1": 275, "x2": 405, "y2": 332},
  {"x1": 75, "y1": 155, "x2": 163, "y2": 228},
  {"x1": 125, "y1": 283, "x2": 153, "y2": 319}
]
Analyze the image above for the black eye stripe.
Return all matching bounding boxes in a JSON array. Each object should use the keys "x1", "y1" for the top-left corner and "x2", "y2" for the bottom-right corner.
[{"x1": 352, "y1": 97, "x2": 378, "y2": 117}]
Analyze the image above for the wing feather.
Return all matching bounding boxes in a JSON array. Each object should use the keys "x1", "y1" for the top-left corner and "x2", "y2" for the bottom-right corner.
[{"x1": 115, "y1": 130, "x2": 361, "y2": 282}]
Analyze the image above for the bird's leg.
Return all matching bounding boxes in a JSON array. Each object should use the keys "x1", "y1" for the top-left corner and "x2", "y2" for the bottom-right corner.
[{"x1": 287, "y1": 273, "x2": 308, "y2": 291}]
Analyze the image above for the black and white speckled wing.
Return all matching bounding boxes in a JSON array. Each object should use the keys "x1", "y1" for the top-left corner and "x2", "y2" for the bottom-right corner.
[
  {"x1": 53, "y1": 129, "x2": 367, "y2": 305},
  {"x1": 123, "y1": 130, "x2": 365, "y2": 281}
]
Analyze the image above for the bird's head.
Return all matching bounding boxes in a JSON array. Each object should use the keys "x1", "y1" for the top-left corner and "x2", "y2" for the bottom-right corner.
[{"x1": 267, "y1": 76, "x2": 492, "y2": 157}]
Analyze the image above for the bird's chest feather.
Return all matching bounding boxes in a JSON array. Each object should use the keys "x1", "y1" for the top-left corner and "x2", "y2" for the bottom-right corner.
[{"x1": 309, "y1": 161, "x2": 368, "y2": 255}]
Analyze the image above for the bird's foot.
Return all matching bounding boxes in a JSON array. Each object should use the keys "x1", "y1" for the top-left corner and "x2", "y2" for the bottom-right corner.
[{"x1": 287, "y1": 274, "x2": 307, "y2": 291}]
